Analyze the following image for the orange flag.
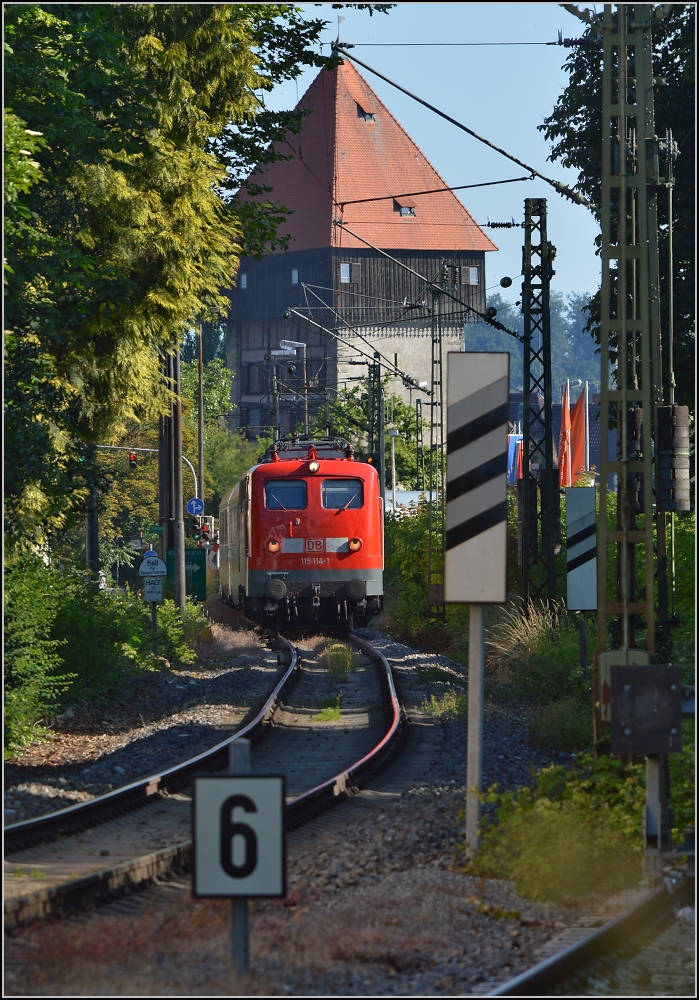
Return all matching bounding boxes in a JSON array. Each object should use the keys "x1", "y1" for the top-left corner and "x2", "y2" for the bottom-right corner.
[
  {"x1": 558, "y1": 382, "x2": 571, "y2": 487},
  {"x1": 570, "y1": 392, "x2": 586, "y2": 484}
]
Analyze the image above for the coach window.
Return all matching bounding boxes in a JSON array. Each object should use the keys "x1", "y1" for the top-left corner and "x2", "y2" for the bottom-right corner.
[
  {"x1": 265, "y1": 479, "x2": 307, "y2": 510},
  {"x1": 322, "y1": 479, "x2": 364, "y2": 510}
]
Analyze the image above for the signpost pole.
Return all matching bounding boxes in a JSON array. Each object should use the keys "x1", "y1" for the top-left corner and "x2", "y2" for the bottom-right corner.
[
  {"x1": 230, "y1": 739, "x2": 250, "y2": 974},
  {"x1": 151, "y1": 601, "x2": 158, "y2": 655},
  {"x1": 466, "y1": 603, "x2": 485, "y2": 856},
  {"x1": 173, "y1": 349, "x2": 186, "y2": 613}
]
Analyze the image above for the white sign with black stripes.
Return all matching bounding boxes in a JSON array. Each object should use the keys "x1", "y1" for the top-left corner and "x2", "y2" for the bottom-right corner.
[
  {"x1": 445, "y1": 353, "x2": 509, "y2": 604},
  {"x1": 565, "y1": 487, "x2": 597, "y2": 610}
]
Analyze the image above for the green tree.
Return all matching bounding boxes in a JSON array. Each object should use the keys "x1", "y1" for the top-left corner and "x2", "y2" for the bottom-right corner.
[
  {"x1": 540, "y1": 4, "x2": 695, "y2": 408},
  {"x1": 180, "y1": 357, "x2": 235, "y2": 427},
  {"x1": 4, "y1": 3, "x2": 393, "y2": 551},
  {"x1": 464, "y1": 292, "x2": 601, "y2": 394}
]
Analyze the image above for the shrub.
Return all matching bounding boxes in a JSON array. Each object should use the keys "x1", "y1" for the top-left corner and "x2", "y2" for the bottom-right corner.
[
  {"x1": 4, "y1": 558, "x2": 75, "y2": 755},
  {"x1": 321, "y1": 642, "x2": 357, "y2": 678},
  {"x1": 4, "y1": 554, "x2": 208, "y2": 754},
  {"x1": 485, "y1": 600, "x2": 590, "y2": 705},
  {"x1": 470, "y1": 754, "x2": 645, "y2": 903},
  {"x1": 154, "y1": 597, "x2": 208, "y2": 666},
  {"x1": 527, "y1": 697, "x2": 592, "y2": 751}
]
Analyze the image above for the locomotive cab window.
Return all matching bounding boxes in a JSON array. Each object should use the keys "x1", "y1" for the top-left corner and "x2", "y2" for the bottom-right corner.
[
  {"x1": 264, "y1": 479, "x2": 307, "y2": 510},
  {"x1": 322, "y1": 479, "x2": 364, "y2": 510}
]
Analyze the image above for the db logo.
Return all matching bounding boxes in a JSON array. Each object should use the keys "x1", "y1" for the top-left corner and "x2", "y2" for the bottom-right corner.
[{"x1": 304, "y1": 539, "x2": 324, "y2": 552}]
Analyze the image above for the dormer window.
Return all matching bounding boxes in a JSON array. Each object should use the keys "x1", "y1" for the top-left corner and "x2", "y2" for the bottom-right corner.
[
  {"x1": 239, "y1": 273, "x2": 248, "y2": 289},
  {"x1": 394, "y1": 200, "x2": 416, "y2": 217},
  {"x1": 356, "y1": 103, "x2": 375, "y2": 122}
]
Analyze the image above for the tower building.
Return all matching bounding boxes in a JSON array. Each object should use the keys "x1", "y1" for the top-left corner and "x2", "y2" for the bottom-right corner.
[{"x1": 227, "y1": 58, "x2": 497, "y2": 435}]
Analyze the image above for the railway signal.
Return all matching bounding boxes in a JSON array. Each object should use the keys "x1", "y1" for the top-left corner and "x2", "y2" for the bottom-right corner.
[{"x1": 128, "y1": 451, "x2": 137, "y2": 470}]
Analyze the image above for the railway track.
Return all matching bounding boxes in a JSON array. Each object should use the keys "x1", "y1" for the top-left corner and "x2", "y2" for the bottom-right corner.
[
  {"x1": 488, "y1": 870, "x2": 694, "y2": 996},
  {"x1": 6, "y1": 626, "x2": 693, "y2": 996},
  {"x1": 4, "y1": 632, "x2": 401, "y2": 929}
]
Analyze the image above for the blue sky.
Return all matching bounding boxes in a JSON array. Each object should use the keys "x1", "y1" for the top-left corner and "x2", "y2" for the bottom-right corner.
[{"x1": 263, "y1": 2, "x2": 602, "y2": 307}]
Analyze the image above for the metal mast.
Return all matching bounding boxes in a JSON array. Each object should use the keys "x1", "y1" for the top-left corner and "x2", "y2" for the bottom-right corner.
[
  {"x1": 521, "y1": 198, "x2": 558, "y2": 607},
  {"x1": 426, "y1": 268, "x2": 447, "y2": 620},
  {"x1": 597, "y1": 4, "x2": 656, "y2": 668}
]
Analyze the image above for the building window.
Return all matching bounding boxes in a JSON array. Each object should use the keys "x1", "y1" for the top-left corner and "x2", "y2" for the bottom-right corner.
[
  {"x1": 340, "y1": 262, "x2": 361, "y2": 284},
  {"x1": 291, "y1": 268, "x2": 299, "y2": 285},
  {"x1": 239, "y1": 272, "x2": 247, "y2": 289},
  {"x1": 356, "y1": 103, "x2": 375, "y2": 121},
  {"x1": 394, "y1": 200, "x2": 416, "y2": 217},
  {"x1": 247, "y1": 364, "x2": 260, "y2": 393},
  {"x1": 461, "y1": 265, "x2": 479, "y2": 286}
]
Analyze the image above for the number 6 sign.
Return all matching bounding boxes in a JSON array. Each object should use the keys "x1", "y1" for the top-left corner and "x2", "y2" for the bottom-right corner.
[{"x1": 193, "y1": 775, "x2": 286, "y2": 897}]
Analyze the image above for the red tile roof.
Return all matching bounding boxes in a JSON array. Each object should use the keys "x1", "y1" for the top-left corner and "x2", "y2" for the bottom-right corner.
[{"x1": 240, "y1": 60, "x2": 497, "y2": 254}]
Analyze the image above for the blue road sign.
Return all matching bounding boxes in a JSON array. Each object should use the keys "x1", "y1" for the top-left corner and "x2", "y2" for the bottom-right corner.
[{"x1": 187, "y1": 497, "x2": 204, "y2": 516}]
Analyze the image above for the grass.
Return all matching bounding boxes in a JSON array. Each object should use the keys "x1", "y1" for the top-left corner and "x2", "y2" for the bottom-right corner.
[
  {"x1": 416, "y1": 665, "x2": 457, "y2": 684},
  {"x1": 311, "y1": 695, "x2": 343, "y2": 723},
  {"x1": 422, "y1": 690, "x2": 468, "y2": 723}
]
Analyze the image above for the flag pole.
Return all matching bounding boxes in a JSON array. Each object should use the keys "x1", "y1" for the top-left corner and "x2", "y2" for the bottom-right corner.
[{"x1": 584, "y1": 380, "x2": 590, "y2": 472}]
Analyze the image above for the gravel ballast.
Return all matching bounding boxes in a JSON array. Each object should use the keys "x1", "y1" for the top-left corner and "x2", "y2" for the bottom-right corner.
[{"x1": 6, "y1": 617, "x2": 683, "y2": 997}]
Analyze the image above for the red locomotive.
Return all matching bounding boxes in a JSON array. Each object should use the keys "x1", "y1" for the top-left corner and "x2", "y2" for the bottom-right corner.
[{"x1": 219, "y1": 436, "x2": 384, "y2": 630}]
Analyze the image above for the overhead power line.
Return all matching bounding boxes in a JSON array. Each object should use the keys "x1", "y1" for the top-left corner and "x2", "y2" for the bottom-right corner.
[
  {"x1": 333, "y1": 219, "x2": 524, "y2": 343},
  {"x1": 331, "y1": 43, "x2": 595, "y2": 212},
  {"x1": 338, "y1": 175, "x2": 532, "y2": 208}
]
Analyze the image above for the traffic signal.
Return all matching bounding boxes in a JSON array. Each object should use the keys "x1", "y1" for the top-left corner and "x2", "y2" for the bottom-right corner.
[
  {"x1": 191, "y1": 515, "x2": 201, "y2": 540},
  {"x1": 128, "y1": 451, "x2": 137, "y2": 470},
  {"x1": 201, "y1": 521, "x2": 210, "y2": 544}
]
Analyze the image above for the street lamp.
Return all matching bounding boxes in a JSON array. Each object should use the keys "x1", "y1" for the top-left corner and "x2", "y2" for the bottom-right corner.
[
  {"x1": 270, "y1": 348, "x2": 295, "y2": 433},
  {"x1": 280, "y1": 339, "x2": 309, "y2": 435},
  {"x1": 388, "y1": 428, "x2": 400, "y2": 513}
]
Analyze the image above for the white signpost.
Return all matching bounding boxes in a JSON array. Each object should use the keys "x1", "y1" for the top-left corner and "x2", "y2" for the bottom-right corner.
[
  {"x1": 138, "y1": 554, "x2": 167, "y2": 577},
  {"x1": 143, "y1": 577, "x2": 163, "y2": 602},
  {"x1": 193, "y1": 740, "x2": 285, "y2": 973},
  {"x1": 565, "y1": 486, "x2": 597, "y2": 679},
  {"x1": 445, "y1": 352, "x2": 509, "y2": 858},
  {"x1": 139, "y1": 555, "x2": 167, "y2": 653}
]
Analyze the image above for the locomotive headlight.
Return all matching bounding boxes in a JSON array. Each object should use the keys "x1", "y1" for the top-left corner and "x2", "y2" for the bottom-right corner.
[
  {"x1": 348, "y1": 537, "x2": 362, "y2": 552},
  {"x1": 267, "y1": 538, "x2": 281, "y2": 553},
  {"x1": 308, "y1": 460, "x2": 320, "y2": 473}
]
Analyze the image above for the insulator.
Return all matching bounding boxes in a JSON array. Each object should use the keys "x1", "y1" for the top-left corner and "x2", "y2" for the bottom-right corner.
[{"x1": 656, "y1": 406, "x2": 691, "y2": 511}]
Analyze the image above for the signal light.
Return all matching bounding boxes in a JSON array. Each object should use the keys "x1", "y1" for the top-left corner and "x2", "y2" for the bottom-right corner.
[
  {"x1": 129, "y1": 451, "x2": 137, "y2": 470},
  {"x1": 201, "y1": 521, "x2": 210, "y2": 543},
  {"x1": 348, "y1": 537, "x2": 363, "y2": 552},
  {"x1": 267, "y1": 538, "x2": 281, "y2": 553},
  {"x1": 191, "y1": 515, "x2": 201, "y2": 540}
]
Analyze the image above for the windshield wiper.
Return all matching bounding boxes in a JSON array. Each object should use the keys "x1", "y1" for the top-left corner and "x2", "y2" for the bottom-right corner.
[
  {"x1": 269, "y1": 494, "x2": 288, "y2": 511},
  {"x1": 336, "y1": 493, "x2": 359, "y2": 513}
]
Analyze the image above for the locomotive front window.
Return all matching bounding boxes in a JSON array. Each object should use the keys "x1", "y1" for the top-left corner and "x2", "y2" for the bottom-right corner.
[
  {"x1": 264, "y1": 479, "x2": 307, "y2": 510},
  {"x1": 322, "y1": 479, "x2": 364, "y2": 510}
]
